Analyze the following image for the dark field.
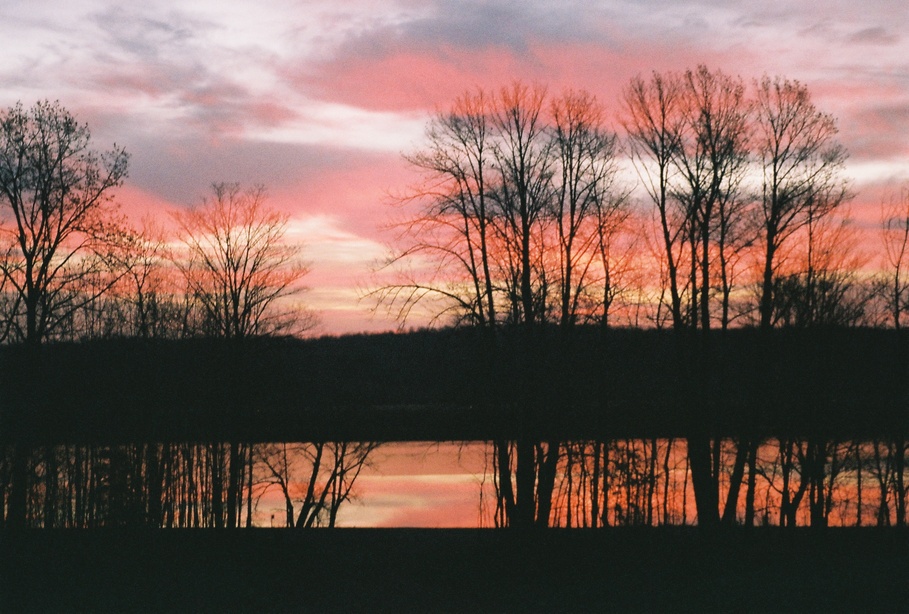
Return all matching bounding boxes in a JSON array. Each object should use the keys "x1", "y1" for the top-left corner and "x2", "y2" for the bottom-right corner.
[{"x1": 2, "y1": 528, "x2": 906, "y2": 612}]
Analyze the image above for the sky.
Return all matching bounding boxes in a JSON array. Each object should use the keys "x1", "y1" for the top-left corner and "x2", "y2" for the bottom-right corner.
[{"x1": 1, "y1": 0, "x2": 908, "y2": 335}]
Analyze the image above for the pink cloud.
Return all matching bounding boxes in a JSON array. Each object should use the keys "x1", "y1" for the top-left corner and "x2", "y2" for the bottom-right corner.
[
  {"x1": 290, "y1": 46, "x2": 526, "y2": 113},
  {"x1": 114, "y1": 184, "x2": 182, "y2": 226},
  {"x1": 297, "y1": 37, "x2": 778, "y2": 122},
  {"x1": 268, "y1": 151, "x2": 419, "y2": 239}
]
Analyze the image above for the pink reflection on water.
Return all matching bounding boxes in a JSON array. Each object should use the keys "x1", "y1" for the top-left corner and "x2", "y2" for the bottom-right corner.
[
  {"x1": 338, "y1": 442, "x2": 494, "y2": 527},
  {"x1": 252, "y1": 439, "x2": 906, "y2": 528}
]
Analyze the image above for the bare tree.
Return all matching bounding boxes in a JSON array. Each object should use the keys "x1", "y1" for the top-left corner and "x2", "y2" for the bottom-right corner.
[
  {"x1": 172, "y1": 182, "x2": 311, "y2": 340},
  {"x1": 624, "y1": 68, "x2": 752, "y2": 528},
  {"x1": 672, "y1": 65, "x2": 750, "y2": 332},
  {"x1": 489, "y1": 82, "x2": 554, "y2": 329},
  {"x1": 377, "y1": 84, "x2": 630, "y2": 528},
  {"x1": 253, "y1": 441, "x2": 379, "y2": 528},
  {"x1": 549, "y1": 89, "x2": 625, "y2": 329},
  {"x1": 378, "y1": 83, "x2": 626, "y2": 334},
  {"x1": 622, "y1": 71, "x2": 686, "y2": 329},
  {"x1": 107, "y1": 220, "x2": 184, "y2": 339},
  {"x1": 878, "y1": 186, "x2": 909, "y2": 329},
  {"x1": 767, "y1": 210, "x2": 868, "y2": 328},
  {"x1": 753, "y1": 76, "x2": 850, "y2": 329},
  {"x1": 0, "y1": 100, "x2": 129, "y2": 345},
  {"x1": 375, "y1": 90, "x2": 499, "y2": 328}
]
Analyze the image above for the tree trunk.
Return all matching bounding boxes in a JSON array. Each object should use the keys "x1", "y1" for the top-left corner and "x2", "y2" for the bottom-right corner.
[
  {"x1": 43, "y1": 447, "x2": 58, "y2": 528},
  {"x1": 7, "y1": 444, "x2": 30, "y2": 528},
  {"x1": 227, "y1": 441, "x2": 240, "y2": 528},
  {"x1": 535, "y1": 441, "x2": 560, "y2": 527},
  {"x1": 894, "y1": 438, "x2": 906, "y2": 527},
  {"x1": 760, "y1": 233, "x2": 778, "y2": 328},
  {"x1": 591, "y1": 441, "x2": 601, "y2": 528},
  {"x1": 662, "y1": 439, "x2": 673, "y2": 525},
  {"x1": 494, "y1": 440, "x2": 515, "y2": 526},
  {"x1": 514, "y1": 438, "x2": 536, "y2": 529},
  {"x1": 146, "y1": 444, "x2": 163, "y2": 527},
  {"x1": 744, "y1": 439, "x2": 758, "y2": 527},
  {"x1": 688, "y1": 435, "x2": 719, "y2": 527},
  {"x1": 721, "y1": 441, "x2": 748, "y2": 526},
  {"x1": 647, "y1": 439, "x2": 658, "y2": 525},
  {"x1": 211, "y1": 444, "x2": 224, "y2": 528},
  {"x1": 246, "y1": 447, "x2": 254, "y2": 528},
  {"x1": 855, "y1": 442, "x2": 863, "y2": 526}
]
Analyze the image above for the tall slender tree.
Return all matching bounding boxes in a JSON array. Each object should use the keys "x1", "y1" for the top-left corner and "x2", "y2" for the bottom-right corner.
[
  {"x1": 879, "y1": 186, "x2": 909, "y2": 329},
  {"x1": 753, "y1": 76, "x2": 849, "y2": 329}
]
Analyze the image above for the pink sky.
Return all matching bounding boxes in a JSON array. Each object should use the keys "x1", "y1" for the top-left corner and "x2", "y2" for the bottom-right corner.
[{"x1": 2, "y1": 1, "x2": 908, "y2": 334}]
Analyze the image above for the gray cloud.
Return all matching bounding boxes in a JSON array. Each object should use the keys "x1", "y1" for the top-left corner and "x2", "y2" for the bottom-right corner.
[
  {"x1": 326, "y1": 0, "x2": 624, "y2": 60},
  {"x1": 89, "y1": 5, "x2": 208, "y2": 61},
  {"x1": 848, "y1": 26, "x2": 900, "y2": 46},
  {"x1": 120, "y1": 131, "x2": 395, "y2": 207},
  {"x1": 842, "y1": 101, "x2": 909, "y2": 162}
]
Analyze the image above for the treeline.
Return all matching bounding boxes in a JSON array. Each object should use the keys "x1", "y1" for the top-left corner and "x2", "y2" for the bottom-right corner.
[
  {"x1": 0, "y1": 329, "x2": 905, "y2": 442},
  {"x1": 525, "y1": 437, "x2": 908, "y2": 528},
  {"x1": 0, "y1": 440, "x2": 376, "y2": 529},
  {"x1": 0, "y1": 102, "x2": 309, "y2": 347},
  {"x1": 0, "y1": 78, "x2": 907, "y2": 531}
]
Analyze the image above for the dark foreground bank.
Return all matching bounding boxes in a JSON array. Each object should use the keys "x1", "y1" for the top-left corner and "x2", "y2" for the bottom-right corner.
[{"x1": 1, "y1": 528, "x2": 906, "y2": 613}]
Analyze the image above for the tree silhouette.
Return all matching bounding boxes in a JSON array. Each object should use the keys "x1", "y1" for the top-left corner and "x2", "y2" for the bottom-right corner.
[
  {"x1": 0, "y1": 100, "x2": 129, "y2": 345},
  {"x1": 878, "y1": 186, "x2": 909, "y2": 329},
  {"x1": 172, "y1": 182, "x2": 311, "y2": 339},
  {"x1": 376, "y1": 83, "x2": 629, "y2": 527},
  {"x1": 622, "y1": 71, "x2": 686, "y2": 329},
  {"x1": 753, "y1": 76, "x2": 850, "y2": 330},
  {"x1": 253, "y1": 441, "x2": 379, "y2": 528}
]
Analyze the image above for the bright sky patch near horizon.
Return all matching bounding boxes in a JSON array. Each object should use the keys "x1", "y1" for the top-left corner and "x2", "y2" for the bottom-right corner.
[{"x1": 1, "y1": 1, "x2": 907, "y2": 334}]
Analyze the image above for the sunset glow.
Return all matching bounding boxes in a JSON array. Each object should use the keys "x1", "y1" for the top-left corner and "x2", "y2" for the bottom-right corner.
[{"x1": 1, "y1": 1, "x2": 906, "y2": 333}]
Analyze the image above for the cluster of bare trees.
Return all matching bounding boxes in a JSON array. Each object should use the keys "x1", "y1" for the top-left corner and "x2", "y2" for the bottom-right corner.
[
  {"x1": 378, "y1": 68, "x2": 907, "y2": 528},
  {"x1": 255, "y1": 442, "x2": 379, "y2": 528},
  {"x1": 376, "y1": 69, "x2": 885, "y2": 334},
  {"x1": 0, "y1": 101, "x2": 378, "y2": 529},
  {"x1": 377, "y1": 84, "x2": 630, "y2": 330},
  {"x1": 625, "y1": 69, "x2": 863, "y2": 332},
  {"x1": 0, "y1": 79, "x2": 905, "y2": 530},
  {"x1": 0, "y1": 101, "x2": 311, "y2": 345}
]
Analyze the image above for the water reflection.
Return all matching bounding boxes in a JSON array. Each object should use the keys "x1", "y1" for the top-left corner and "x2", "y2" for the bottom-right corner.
[
  {"x1": 1, "y1": 438, "x2": 905, "y2": 528},
  {"x1": 340, "y1": 439, "x2": 907, "y2": 528},
  {"x1": 330, "y1": 442, "x2": 489, "y2": 528}
]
